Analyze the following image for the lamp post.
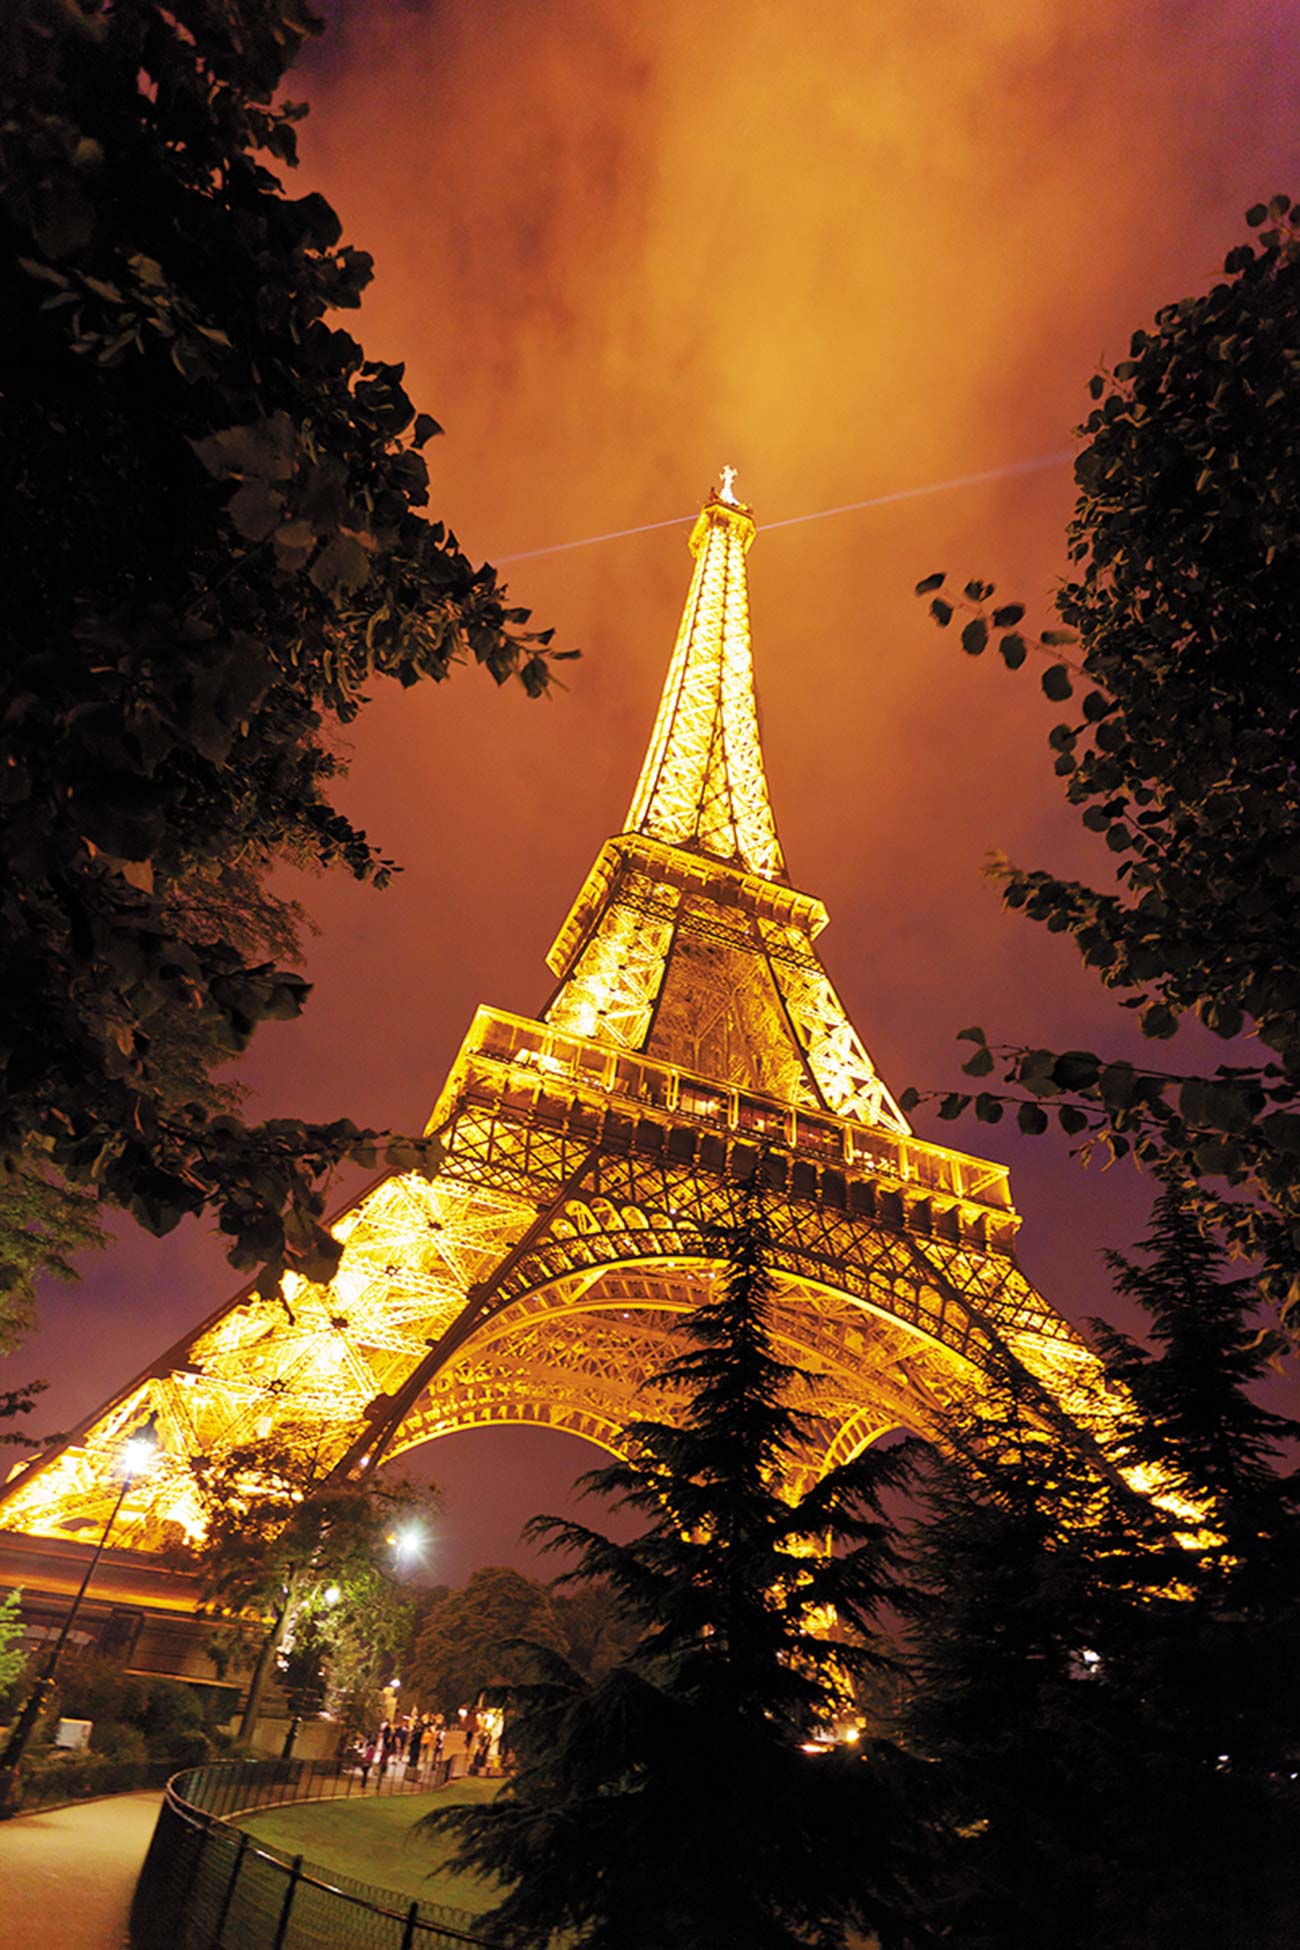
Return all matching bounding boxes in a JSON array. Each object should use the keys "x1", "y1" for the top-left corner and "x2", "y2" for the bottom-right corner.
[{"x1": 0, "y1": 1425, "x2": 157, "y2": 1814}]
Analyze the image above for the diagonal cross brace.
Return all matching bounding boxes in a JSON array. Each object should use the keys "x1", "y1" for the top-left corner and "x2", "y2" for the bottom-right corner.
[{"x1": 328, "y1": 1150, "x2": 605, "y2": 1484}]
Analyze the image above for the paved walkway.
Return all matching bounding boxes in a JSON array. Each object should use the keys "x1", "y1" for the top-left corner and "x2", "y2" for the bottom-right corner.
[{"x1": 0, "y1": 1791, "x2": 162, "y2": 1950}]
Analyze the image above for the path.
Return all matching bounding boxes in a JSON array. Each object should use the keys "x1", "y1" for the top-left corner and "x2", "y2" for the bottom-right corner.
[{"x1": 0, "y1": 1791, "x2": 162, "y2": 1950}]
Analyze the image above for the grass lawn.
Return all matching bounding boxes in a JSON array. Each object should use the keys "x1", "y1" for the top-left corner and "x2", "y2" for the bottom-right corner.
[{"x1": 234, "y1": 1779, "x2": 505, "y2": 1916}]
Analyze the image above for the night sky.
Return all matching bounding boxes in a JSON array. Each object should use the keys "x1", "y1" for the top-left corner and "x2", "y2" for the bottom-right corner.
[{"x1": 8, "y1": 0, "x2": 1300, "y2": 1584}]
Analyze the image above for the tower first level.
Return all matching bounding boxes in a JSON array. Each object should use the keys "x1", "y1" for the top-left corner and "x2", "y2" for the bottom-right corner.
[{"x1": 0, "y1": 482, "x2": 1121, "y2": 1557}]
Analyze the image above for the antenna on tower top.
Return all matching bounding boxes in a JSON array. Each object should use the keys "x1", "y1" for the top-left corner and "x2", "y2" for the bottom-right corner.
[{"x1": 718, "y1": 464, "x2": 738, "y2": 504}]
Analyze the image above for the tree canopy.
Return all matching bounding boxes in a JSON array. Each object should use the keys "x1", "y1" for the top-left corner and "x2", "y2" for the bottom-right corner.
[
  {"x1": 1, "y1": 0, "x2": 568, "y2": 1329},
  {"x1": 407, "y1": 1567, "x2": 564, "y2": 1717},
  {"x1": 186, "y1": 1427, "x2": 427, "y2": 1742},
  {"x1": 910, "y1": 199, "x2": 1300, "y2": 1325}
]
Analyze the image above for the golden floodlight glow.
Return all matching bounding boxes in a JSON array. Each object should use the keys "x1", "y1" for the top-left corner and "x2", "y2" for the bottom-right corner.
[{"x1": 0, "y1": 479, "x2": 1157, "y2": 1558}]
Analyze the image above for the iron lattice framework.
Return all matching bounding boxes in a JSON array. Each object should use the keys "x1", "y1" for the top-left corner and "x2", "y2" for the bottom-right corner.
[{"x1": 1, "y1": 486, "x2": 1126, "y2": 1551}]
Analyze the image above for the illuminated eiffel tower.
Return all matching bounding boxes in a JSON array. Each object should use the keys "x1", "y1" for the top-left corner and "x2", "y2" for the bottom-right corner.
[{"x1": 1, "y1": 478, "x2": 1118, "y2": 1555}]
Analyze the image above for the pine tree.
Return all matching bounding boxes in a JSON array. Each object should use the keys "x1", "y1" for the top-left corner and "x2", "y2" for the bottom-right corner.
[
  {"x1": 1096, "y1": 1179, "x2": 1299, "y2": 1568},
  {"x1": 902, "y1": 1188, "x2": 1300, "y2": 1949},
  {"x1": 1087, "y1": 1183, "x2": 1300, "y2": 1944},
  {"x1": 421, "y1": 1172, "x2": 934, "y2": 1949},
  {"x1": 900, "y1": 1355, "x2": 1156, "y2": 1949}
]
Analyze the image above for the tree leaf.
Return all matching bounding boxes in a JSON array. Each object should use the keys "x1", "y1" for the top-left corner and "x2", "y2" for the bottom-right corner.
[
  {"x1": 309, "y1": 533, "x2": 372, "y2": 597},
  {"x1": 227, "y1": 480, "x2": 285, "y2": 543}
]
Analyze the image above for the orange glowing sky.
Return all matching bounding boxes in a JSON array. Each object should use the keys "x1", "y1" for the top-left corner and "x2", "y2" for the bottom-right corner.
[{"x1": 10, "y1": 0, "x2": 1300, "y2": 1579}]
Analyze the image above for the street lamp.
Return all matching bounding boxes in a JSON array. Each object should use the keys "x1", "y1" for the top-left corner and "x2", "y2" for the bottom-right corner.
[
  {"x1": 0, "y1": 1421, "x2": 158, "y2": 1811},
  {"x1": 390, "y1": 1521, "x2": 425, "y2": 1567}
]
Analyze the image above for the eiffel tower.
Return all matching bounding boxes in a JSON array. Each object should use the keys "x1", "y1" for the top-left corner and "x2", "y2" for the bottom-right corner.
[{"x1": 1, "y1": 478, "x2": 1116, "y2": 1557}]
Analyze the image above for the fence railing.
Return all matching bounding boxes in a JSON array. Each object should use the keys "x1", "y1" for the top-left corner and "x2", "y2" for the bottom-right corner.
[
  {"x1": 180, "y1": 1752, "x2": 455, "y2": 1820},
  {"x1": 131, "y1": 1758, "x2": 498, "y2": 1950}
]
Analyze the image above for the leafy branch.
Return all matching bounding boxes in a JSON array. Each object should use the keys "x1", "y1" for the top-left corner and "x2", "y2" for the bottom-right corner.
[{"x1": 908, "y1": 198, "x2": 1300, "y2": 1324}]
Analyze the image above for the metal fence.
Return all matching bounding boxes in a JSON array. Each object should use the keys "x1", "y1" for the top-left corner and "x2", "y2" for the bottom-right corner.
[
  {"x1": 181, "y1": 1753, "x2": 456, "y2": 1820},
  {"x1": 131, "y1": 1758, "x2": 499, "y2": 1950}
]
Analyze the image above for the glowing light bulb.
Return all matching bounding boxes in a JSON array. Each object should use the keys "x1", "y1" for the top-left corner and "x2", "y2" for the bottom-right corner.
[
  {"x1": 392, "y1": 1522, "x2": 425, "y2": 1564},
  {"x1": 120, "y1": 1434, "x2": 157, "y2": 1480}
]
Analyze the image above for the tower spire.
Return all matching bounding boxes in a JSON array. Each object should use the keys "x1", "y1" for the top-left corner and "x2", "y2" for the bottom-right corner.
[
  {"x1": 624, "y1": 479, "x2": 785, "y2": 882},
  {"x1": 543, "y1": 477, "x2": 911, "y2": 1132}
]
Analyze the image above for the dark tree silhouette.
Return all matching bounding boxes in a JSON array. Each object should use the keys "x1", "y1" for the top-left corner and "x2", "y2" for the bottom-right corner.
[
  {"x1": 421, "y1": 1173, "x2": 934, "y2": 1949},
  {"x1": 1086, "y1": 1186, "x2": 1300, "y2": 1944},
  {"x1": 909, "y1": 200, "x2": 1300, "y2": 1328},
  {"x1": 1, "y1": 0, "x2": 568, "y2": 1331},
  {"x1": 902, "y1": 1190, "x2": 1300, "y2": 1949},
  {"x1": 900, "y1": 1358, "x2": 1151, "y2": 1949}
]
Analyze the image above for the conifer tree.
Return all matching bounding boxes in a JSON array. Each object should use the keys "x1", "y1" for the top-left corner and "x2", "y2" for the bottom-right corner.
[
  {"x1": 1086, "y1": 1183, "x2": 1300, "y2": 1944},
  {"x1": 903, "y1": 1190, "x2": 1300, "y2": 1949},
  {"x1": 900, "y1": 1360, "x2": 1149, "y2": 1950},
  {"x1": 1096, "y1": 1179, "x2": 1299, "y2": 1571},
  {"x1": 421, "y1": 1170, "x2": 934, "y2": 1950}
]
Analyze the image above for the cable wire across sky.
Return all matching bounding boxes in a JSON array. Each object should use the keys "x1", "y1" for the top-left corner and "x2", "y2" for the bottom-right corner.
[{"x1": 492, "y1": 447, "x2": 1075, "y2": 566}]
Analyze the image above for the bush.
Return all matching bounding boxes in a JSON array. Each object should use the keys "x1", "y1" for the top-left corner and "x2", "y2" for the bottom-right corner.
[
  {"x1": 49, "y1": 1654, "x2": 212, "y2": 1764},
  {"x1": 53, "y1": 1653, "x2": 145, "y2": 1729},
  {"x1": 138, "y1": 1676, "x2": 206, "y2": 1750},
  {"x1": 90, "y1": 1721, "x2": 149, "y2": 1764},
  {"x1": 18, "y1": 1750, "x2": 173, "y2": 1812}
]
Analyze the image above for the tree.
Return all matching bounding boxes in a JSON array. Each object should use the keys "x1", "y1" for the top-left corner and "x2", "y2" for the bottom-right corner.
[
  {"x1": 0, "y1": 0, "x2": 570, "y2": 1326},
  {"x1": 186, "y1": 1429, "x2": 427, "y2": 1744},
  {"x1": 909, "y1": 199, "x2": 1300, "y2": 1324},
  {"x1": 422, "y1": 1177, "x2": 933, "y2": 1950},
  {"x1": 549, "y1": 1579, "x2": 642, "y2": 1682},
  {"x1": 1084, "y1": 1186, "x2": 1300, "y2": 1943},
  {"x1": 0, "y1": 1591, "x2": 27, "y2": 1716},
  {"x1": 314, "y1": 1562, "x2": 412, "y2": 1745},
  {"x1": 899, "y1": 1358, "x2": 1161, "y2": 1949},
  {"x1": 902, "y1": 1198, "x2": 1300, "y2": 1949},
  {"x1": 407, "y1": 1568, "x2": 563, "y2": 1717}
]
